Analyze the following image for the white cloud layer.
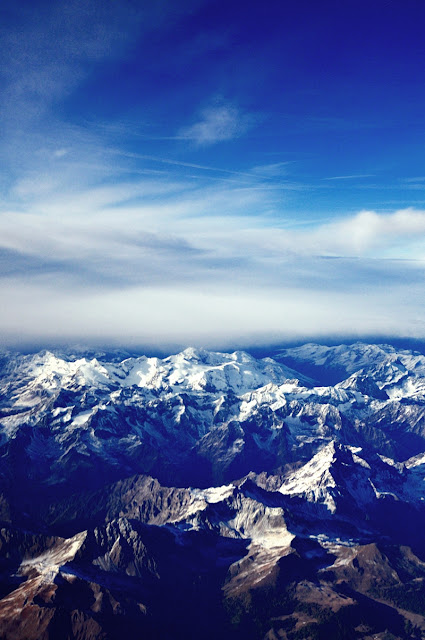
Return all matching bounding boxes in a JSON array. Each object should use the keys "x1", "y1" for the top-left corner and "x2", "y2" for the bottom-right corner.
[{"x1": 1, "y1": 166, "x2": 425, "y2": 346}]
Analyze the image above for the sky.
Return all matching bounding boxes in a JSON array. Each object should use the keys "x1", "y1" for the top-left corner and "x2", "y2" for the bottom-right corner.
[{"x1": 1, "y1": 0, "x2": 425, "y2": 350}]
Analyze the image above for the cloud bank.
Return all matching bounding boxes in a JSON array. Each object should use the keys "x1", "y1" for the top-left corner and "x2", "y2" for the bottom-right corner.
[{"x1": 1, "y1": 165, "x2": 425, "y2": 347}]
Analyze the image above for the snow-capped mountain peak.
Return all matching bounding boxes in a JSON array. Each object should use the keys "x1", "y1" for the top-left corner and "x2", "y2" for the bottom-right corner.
[{"x1": 279, "y1": 441, "x2": 377, "y2": 513}]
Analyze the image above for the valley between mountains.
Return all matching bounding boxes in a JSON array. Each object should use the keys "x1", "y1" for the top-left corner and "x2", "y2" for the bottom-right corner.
[{"x1": 1, "y1": 343, "x2": 425, "y2": 638}]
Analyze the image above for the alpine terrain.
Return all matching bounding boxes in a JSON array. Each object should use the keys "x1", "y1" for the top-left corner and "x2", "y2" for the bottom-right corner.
[{"x1": 1, "y1": 343, "x2": 425, "y2": 639}]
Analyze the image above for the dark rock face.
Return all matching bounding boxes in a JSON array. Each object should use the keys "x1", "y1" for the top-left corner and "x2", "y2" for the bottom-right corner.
[{"x1": 2, "y1": 343, "x2": 425, "y2": 638}]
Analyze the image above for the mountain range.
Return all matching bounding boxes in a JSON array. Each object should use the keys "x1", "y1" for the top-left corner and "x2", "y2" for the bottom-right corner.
[{"x1": 1, "y1": 342, "x2": 425, "y2": 638}]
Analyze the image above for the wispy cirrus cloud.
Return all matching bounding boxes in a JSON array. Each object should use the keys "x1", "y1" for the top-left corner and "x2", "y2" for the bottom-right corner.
[
  {"x1": 178, "y1": 103, "x2": 255, "y2": 145},
  {"x1": 323, "y1": 174, "x2": 375, "y2": 181}
]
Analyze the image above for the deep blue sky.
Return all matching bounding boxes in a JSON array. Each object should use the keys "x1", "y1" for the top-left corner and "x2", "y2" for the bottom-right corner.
[{"x1": 1, "y1": 0, "x2": 425, "y2": 347}]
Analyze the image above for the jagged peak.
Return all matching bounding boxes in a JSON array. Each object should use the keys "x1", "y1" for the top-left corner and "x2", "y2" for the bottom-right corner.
[{"x1": 278, "y1": 440, "x2": 374, "y2": 512}]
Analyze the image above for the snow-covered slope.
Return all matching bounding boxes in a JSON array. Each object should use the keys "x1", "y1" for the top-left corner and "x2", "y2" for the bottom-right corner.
[
  {"x1": 2, "y1": 344, "x2": 425, "y2": 494},
  {"x1": 278, "y1": 341, "x2": 425, "y2": 394},
  {"x1": 1, "y1": 347, "x2": 308, "y2": 398},
  {"x1": 278, "y1": 440, "x2": 415, "y2": 515}
]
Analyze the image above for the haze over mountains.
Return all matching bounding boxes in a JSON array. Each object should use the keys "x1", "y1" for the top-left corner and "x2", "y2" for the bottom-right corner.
[{"x1": 0, "y1": 342, "x2": 425, "y2": 638}]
